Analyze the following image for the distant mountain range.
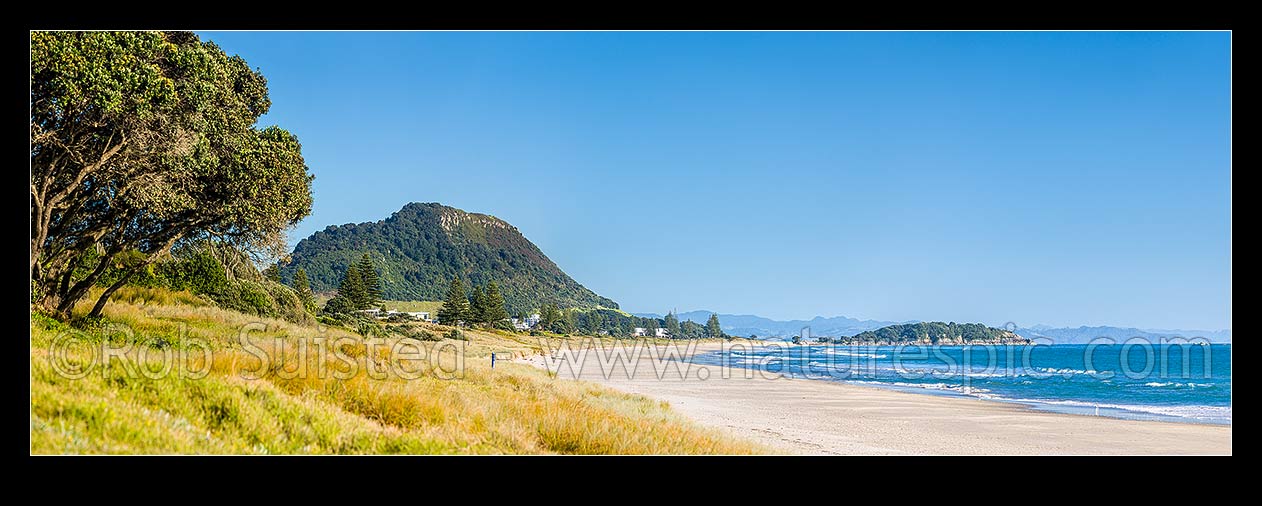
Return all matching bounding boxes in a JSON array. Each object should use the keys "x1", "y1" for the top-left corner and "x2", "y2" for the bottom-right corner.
[
  {"x1": 636, "y1": 311, "x2": 1231, "y2": 344},
  {"x1": 1012, "y1": 325, "x2": 1232, "y2": 344}
]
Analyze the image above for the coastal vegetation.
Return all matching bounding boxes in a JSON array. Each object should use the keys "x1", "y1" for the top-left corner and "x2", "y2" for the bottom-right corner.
[
  {"x1": 31, "y1": 288, "x2": 760, "y2": 454},
  {"x1": 31, "y1": 31, "x2": 313, "y2": 321},
  {"x1": 821, "y1": 322, "x2": 1030, "y2": 345}
]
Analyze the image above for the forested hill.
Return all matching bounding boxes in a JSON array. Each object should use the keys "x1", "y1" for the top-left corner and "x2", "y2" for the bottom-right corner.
[
  {"x1": 283, "y1": 203, "x2": 618, "y2": 313},
  {"x1": 827, "y1": 322, "x2": 1030, "y2": 345}
]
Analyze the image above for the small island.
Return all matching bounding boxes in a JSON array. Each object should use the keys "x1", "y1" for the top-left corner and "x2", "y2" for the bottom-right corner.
[{"x1": 819, "y1": 322, "x2": 1031, "y2": 345}]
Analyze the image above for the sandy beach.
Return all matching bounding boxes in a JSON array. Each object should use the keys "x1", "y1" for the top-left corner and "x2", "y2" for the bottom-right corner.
[{"x1": 518, "y1": 342, "x2": 1232, "y2": 455}]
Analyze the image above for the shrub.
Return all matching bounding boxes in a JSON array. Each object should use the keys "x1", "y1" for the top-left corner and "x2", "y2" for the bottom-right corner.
[{"x1": 93, "y1": 242, "x2": 314, "y2": 325}]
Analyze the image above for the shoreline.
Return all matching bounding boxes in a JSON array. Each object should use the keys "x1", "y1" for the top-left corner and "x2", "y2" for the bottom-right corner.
[
  {"x1": 516, "y1": 342, "x2": 1232, "y2": 455},
  {"x1": 834, "y1": 380, "x2": 1232, "y2": 427}
]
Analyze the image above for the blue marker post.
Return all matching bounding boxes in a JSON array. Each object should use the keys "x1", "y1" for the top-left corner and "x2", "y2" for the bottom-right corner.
[{"x1": 491, "y1": 353, "x2": 496, "y2": 369}]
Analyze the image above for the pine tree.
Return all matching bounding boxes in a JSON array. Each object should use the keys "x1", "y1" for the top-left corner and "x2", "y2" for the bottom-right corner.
[
  {"x1": 437, "y1": 277, "x2": 470, "y2": 325},
  {"x1": 483, "y1": 281, "x2": 510, "y2": 327},
  {"x1": 664, "y1": 311, "x2": 680, "y2": 339},
  {"x1": 262, "y1": 262, "x2": 282, "y2": 283},
  {"x1": 338, "y1": 265, "x2": 367, "y2": 310},
  {"x1": 468, "y1": 285, "x2": 488, "y2": 326},
  {"x1": 355, "y1": 253, "x2": 381, "y2": 309},
  {"x1": 292, "y1": 268, "x2": 316, "y2": 313},
  {"x1": 706, "y1": 313, "x2": 723, "y2": 339}
]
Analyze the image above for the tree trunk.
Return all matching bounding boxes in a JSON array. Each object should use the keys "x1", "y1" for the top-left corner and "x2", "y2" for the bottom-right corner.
[
  {"x1": 84, "y1": 235, "x2": 183, "y2": 319},
  {"x1": 89, "y1": 273, "x2": 134, "y2": 319},
  {"x1": 54, "y1": 248, "x2": 119, "y2": 319}
]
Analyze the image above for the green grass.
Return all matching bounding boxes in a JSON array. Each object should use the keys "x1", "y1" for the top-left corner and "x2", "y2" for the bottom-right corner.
[
  {"x1": 30, "y1": 289, "x2": 762, "y2": 454},
  {"x1": 379, "y1": 300, "x2": 444, "y2": 314}
]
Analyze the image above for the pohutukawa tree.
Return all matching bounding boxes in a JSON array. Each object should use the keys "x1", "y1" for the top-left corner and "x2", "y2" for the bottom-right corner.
[{"x1": 31, "y1": 31, "x2": 313, "y2": 319}]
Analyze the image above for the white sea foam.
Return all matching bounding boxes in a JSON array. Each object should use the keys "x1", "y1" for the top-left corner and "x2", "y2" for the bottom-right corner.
[
  {"x1": 819, "y1": 349, "x2": 889, "y2": 359},
  {"x1": 1037, "y1": 367, "x2": 1102, "y2": 376},
  {"x1": 1007, "y1": 398, "x2": 1231, "y2": 422},
  {"x1": 1143, "y1": 382, "x2": 1216, "y2": 388},
  {"x1": 847, "y1": 380, "x2": 1230, "y2": 424}
]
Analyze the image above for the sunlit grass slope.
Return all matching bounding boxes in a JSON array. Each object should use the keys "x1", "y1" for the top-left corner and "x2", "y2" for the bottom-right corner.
[{"x1": 30, "y1": 287, "x2": 761, "y2": 454}]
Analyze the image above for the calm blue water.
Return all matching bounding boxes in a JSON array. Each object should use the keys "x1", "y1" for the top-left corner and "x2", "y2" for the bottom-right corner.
[{"x1": 693, "y1": 344, "x2": 1231, "y2": 425}]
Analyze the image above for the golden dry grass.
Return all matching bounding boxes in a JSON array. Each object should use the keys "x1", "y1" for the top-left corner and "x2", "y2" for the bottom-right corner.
[{"x1": 29, "y1": 288, "x2": 762, "y2": 454}]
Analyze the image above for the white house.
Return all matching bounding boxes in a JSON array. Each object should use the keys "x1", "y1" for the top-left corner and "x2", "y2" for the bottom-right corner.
[
  {"x1": 632, "y1": 327, "x2": 671, "y2": 338},
  {"x1": 366, "y1": 310, "x2": 431, "y2": 321},
  {"x1": 512, "y1": 313, "x2": 542, "y2": 331}
]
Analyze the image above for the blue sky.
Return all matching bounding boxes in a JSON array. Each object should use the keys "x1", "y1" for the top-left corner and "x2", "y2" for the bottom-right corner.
[{"x1": 202, "y1": 31, "x2": 1231, "y2": 330}]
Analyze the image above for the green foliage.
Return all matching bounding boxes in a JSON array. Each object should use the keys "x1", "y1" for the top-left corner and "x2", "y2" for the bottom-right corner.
[
  {"x1": 539, "y1": 303, "x2": 562, "y2": 332},
  {"x1": 338, "y1": 265, "x2": 366, "y2": 310},
  {"x1": 832, "y1": 322, "x2": 1027, "y2": 344},
  {"x1": 444, "y1": 328, "x2": 467, "y2": 341},
  {"x1": 664, "y1": 312, "x2": 680, "y2": 338},
  {"x1": 469, "y1": 285, "x2": 487, "y2": 325},
  {"x1": 437, "y1": 278, "x2": 470, "y2": 325},
  {"x1": 355, "y1": 254, "x2": 381, "y2": 308},
  {"x1": 292, "y1": 268, "x2": 316, "y2": 313},
  {"x1": 561, "y1": 310, "x2": 578, "y2": 334},
  {"x1": 322, "y1": 295, "x2": 356, "y2": 316},
  {"x1": 706, "y1": 313, "x2": 724, "y2": 339},
  {"x1": 354, "y1": 318, "x2": 387, "y2": 339},
  {"x1": 31, "y1": 31, "x2": 314, "y2": 319},
  {"x1": 321, "y1": 258, "x2": 385, "y2": 316},
  {"x1": 584, "y1": 310, "x2": 606, "y2": 335},
  {"x1": 95, "y1": 242, "x2": 311, "y2": 324},
  {"x1": 541, "y1": 308, "x2": 702, "y2": 339},
  {"x1": 480, "y1": 281, "x2": 510, "y2": 327},
  {"x1": 158, "y1": 249, "x2": 229, "y2": 295},
  {"x1": 263, "y1": 263, "x2": 282, "y2": 283},
  {"x1": 643, "y1": 318, "x2": 659, "y2": 338},
  {"x1": 679, "y1": 320, "x2": 705, "y2": 340},
  {"x1": 280, "y1": 203, "x2": 618, "y2": 314}
]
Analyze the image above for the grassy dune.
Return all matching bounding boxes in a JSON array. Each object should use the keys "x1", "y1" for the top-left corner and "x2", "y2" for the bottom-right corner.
[{"x1": 29, "y1": 287, "x2": 761, "y2": 454}]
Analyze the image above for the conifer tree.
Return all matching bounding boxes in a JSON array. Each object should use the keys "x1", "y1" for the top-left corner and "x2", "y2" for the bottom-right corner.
[
  {"x1": 664, "y1": 311, "x2": 681, "y2": 339},
  {"x1": 293, "y1": 268, "x2": 316, "y2": 313},
  {"x1": 484, "y1": 281, "x2": 510, "y2": 327},
  {"x1": 706, "y1": 313, "x2": 723, "y2": 339},
  {"x1": 437, "y1": 277, "x2": 470, "y2": 325},
  {"x1": 468, "y1": 284, "x2": 487, "y2": 326},
  {"x1": 339, "y1": 265, "x2": 366, "y2": 310},
  {"x1": 263, "y1": 262, "x2": 282, "y2": 283},
  {"x1": 355, "y1": 253, "x2": 381, "y2": 308}
]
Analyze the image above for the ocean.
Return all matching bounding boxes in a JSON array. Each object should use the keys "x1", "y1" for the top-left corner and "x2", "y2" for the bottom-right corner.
[{"x1": 692, "y1": 343, "x2": 1231, "y2": 425}]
